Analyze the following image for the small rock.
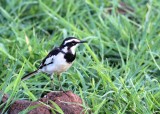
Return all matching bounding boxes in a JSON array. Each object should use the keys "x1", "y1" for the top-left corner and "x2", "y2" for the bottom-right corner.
[{"x1": 0, "y1": 91, "x2": 84, "y2": 114}]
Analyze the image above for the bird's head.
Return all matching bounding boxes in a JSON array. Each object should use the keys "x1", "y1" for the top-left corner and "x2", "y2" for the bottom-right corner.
[{"x1": 60, "y1": 37, "x2": 86, "y2": 54}]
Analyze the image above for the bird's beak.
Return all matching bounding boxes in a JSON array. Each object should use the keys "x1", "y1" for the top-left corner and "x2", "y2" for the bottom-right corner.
[{"x1": 79, "y1": 40, "x2": 87, "y2": 43}]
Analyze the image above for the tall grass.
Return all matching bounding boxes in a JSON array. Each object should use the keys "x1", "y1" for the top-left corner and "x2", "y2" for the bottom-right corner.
[{"x1": 0, "y1": 0, "x2": 160, "y2": 113}]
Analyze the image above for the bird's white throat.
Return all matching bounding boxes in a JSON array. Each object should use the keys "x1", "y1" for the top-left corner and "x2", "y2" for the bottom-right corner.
[{"x1": 62, "y1": 45, "x2": 78, "y2": 54}]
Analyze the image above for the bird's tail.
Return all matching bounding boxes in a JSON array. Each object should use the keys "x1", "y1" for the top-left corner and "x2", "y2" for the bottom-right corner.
[{"x1": 22, "y1": 70, "x2": 39, "y2": 81}]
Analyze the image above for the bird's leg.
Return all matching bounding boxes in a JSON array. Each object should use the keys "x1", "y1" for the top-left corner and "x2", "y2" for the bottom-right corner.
[
  {"x1": 58, "y1": 74, "x2": 69, "y2": 97},
  {"x1": 58, "y1": 74, "x2": 63, "y2": 91},
  {"x1": 50, "y1": 73, "x2": 54, "y2": 91}
]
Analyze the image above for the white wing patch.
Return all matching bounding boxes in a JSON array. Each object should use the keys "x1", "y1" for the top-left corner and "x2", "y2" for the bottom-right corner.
[{"x1": 44, "y1": 55, "x2": 55, "y2": 65}]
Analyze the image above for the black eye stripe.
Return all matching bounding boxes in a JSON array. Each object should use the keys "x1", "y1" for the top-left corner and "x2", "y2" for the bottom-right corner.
[{"x1": 65, "y1": 41, "x2": 77, "y2": 46}]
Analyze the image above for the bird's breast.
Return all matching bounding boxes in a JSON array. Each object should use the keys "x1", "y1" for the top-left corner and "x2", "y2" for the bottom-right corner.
[{"x1": 53, "y1": 53, "x2": 73, "y2": 73}]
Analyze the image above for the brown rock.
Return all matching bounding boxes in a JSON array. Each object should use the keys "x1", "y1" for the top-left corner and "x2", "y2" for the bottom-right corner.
[
  {"x1": 46, "y1": 91, "x2": 84, "y2": 114},
  {"x1": 0, "y1": 91, "x2": 84, "y2": 114},
  {"x1": 0, "y1": 92, "x2": 9, "y2": 113},
  {"x1": 8, "y1": 100, "x2": 50, "y2": 114}
]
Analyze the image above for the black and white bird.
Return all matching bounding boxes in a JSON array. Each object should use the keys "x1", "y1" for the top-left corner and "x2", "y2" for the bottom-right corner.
[{"x1": 22, "y1": 37, "x2": 86, "y2": 89}]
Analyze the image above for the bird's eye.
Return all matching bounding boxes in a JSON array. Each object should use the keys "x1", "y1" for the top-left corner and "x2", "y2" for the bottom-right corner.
[{"x1": 72, "y1": 42, "x2": 75, "y2": 45}]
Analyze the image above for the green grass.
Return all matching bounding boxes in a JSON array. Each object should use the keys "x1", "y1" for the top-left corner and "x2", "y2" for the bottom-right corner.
[{"x1": 0, "y1": 0, "x2": 160, "y2": 113}]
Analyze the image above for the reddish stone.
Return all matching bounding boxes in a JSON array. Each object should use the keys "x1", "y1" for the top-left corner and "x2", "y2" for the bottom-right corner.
[{"x1": 0, "y1": 91, "x2": 84, "y2": 114}]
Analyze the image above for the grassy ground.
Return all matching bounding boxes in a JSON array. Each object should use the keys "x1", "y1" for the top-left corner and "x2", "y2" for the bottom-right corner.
[{"x1": 0, "y1": 0, "x2": 160, "y2": 113}]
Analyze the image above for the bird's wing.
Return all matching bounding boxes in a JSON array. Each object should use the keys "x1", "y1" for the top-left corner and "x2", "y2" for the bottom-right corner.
[{"x1": 39, "y1": 47, "x2": 60, "y2": 69}]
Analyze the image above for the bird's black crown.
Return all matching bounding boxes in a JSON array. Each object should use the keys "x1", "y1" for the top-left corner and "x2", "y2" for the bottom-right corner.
[{"x1": 60, "y1": 37, "x2": 80, "y2": 48}]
